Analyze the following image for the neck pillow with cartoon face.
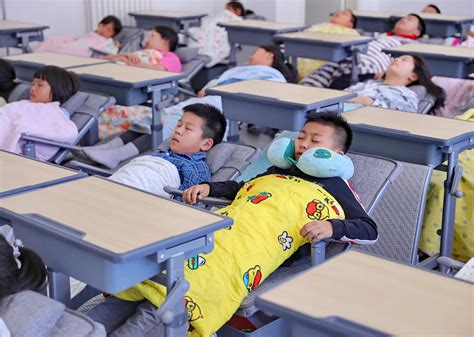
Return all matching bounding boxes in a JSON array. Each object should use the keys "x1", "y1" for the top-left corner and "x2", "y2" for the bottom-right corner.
[{"x1": 267, "y1": 137, "x2": 354, "y2": 180}]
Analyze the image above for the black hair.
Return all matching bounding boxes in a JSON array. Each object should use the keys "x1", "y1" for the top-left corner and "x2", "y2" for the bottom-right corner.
[
  {"x1": 305, "y1": 113, "x2": 353, "y2": 153},
  {"x1": 259, "y1": 45, "x2": 298, "y2": 83},
  {"x1": 183, "y1": 103, "x2": 227, "y2": 145},
  {"x1": 349, "y1": 9, "x2": 357, "y2": 28},
  {"x1": 410, "y1": 55, "x2": 445, "y2": 110},
  {"x1": 99, "y1": 15, "x2": 123, "y2": 36},
  {"x1": 425, "y1": 4, "x2": 441, "y2": 13},
  {"x1": 153, "y1": 26, "x2": 179, "y2": 52},
  {"x1": 33, "y1": 66, "x2": 80, "y2": 104},
  {"x1": 0, "y1": 234, "x2": 47, "y2": 299},
  {"x1": 226, "y1": 1, "x2": 246, "y2": 17},
  {"x1": 0, "y1": 59, "x2": 17, "y2": 100},
  {"x1": 408, "y1": 13, "x2": 426, "y2": 37}
]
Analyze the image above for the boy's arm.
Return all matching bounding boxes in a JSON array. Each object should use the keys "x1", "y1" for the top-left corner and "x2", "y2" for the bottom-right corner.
[{"x1": 324, "y1": 178, "x2": 378, "y2": 244}]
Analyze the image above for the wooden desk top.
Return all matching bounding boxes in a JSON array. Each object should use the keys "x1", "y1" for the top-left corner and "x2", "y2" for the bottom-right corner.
[
  {"x1": 208, "y1": 79, "x2": 353, "y2": 105},
  {"x1": 392, "y1": 12, "x2": 473, "y2": 22},
  {"x1": 352, "y1": 11, "x2": 395, "y2": 18},
  {"x1": 0, "y1": 176, "x2": 224, "y2": 254},
  {"x1": 258, "y1": 251, "x2": 473, "y2": 337},
  {"x1": 220, "y1": 20, "x2": 306, "y2": 32},
  {"x1": 2, "y1": 52, "x2": 108, "y2": 68},
  {"x1": 129, "y1": 10, "x2": 205, "y2": 19},
  {"x1": 344, "y1": 107, "x2": 474, "y2": 141},
  {"x1": 276, "y1": 31, "x2": 373, "y2": 44},
  {"x1": 385, "y1": 43, "x2": 474, "y2": 59},
  {"x1": 72, "y1": 62, "x2": 181, "y2": 85},
  {"x1": 0, "y1": 151, "x2": 77, "y2": 194},
  {"x1": 0, "y1": 20, "x2": 48, "y2": 30}
]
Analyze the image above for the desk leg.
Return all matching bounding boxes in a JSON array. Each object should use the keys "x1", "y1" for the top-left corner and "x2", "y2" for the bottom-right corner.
[
  {"x1": 439, "y1": 151, "x2": 462, "y2": 269},
  {"x1": 48, "y1": 268, "x2": 71, "y2": 307},
  {"x1": 228, "y1": 121, "x2": 240, "y2": 142},
  {"x1": 229, "y1": 44, "x2": 237, "y2": 67},
  {"x1": 151, "y1": 89, "x2": 163, "y2": 150}
]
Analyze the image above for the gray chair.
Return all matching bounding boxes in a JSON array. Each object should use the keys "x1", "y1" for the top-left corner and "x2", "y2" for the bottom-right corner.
[
  {"x1": 7, "y1": 82, "x2": 116, "y2": 165},
  {"x1": 0, "y1": 291, "x2": 105, "y2": 337},
  {"x1": 409, "y1": 84, "x2": 436, "y2": 115}
]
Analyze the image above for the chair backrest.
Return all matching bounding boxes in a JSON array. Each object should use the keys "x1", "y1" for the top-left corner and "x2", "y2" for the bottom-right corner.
[
  {"x1": 115, "y1": 25, "x2": 145, "y2": 53},
  {"x1": 206, "y1": 142, "x2": 261, "y2": 182},
  {"x1": 409, "y1": 84, "x2": 436, "y2": 114},
  {"x1": 175, "y1": 47, "x2": 212, "y2": 82},
  {"x1": 353, "y1": 161, "x2": 431, "y2": 264}
]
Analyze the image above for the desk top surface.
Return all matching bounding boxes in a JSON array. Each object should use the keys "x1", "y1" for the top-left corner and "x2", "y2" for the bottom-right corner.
[
  {"x1": 385, "y1": 43, "x2": 474, "y2": 59},
  {"x1": 344, "y1": 106, "x2": 474, "y2": 141},
  {"x1": 2, "y1": 52, "x2": 108, "y2": 68},
  {"x1": 72, "y1": 62, "x2": 182, "y2": 84},
  {"x1": 276, "y1": 31, "x2": 373, "y2": 44},
  {"x1": 393, "y1": 12, "x2": 473, "y2": 23},
  {"x1": 220, "y1": 20, "x2": 306, "y2": 32},
  {"x1": 129, "y1": 10, "x2": 206, "y2": 19},
  {"x1": 0, "y1": 151, "x2": 77, "y2": 194},
  {"x1": 258, "y1": 251, "x2": 473, "y2": 336},
  {"x1": 0, "y1": 20, "x2": 48, "y2": 31},
  {"x1": 0, "y1": 176, "x2": 225, "y2": 254},
  {"x1": 208, "y1": 79, "x2": 354, "y2": 105},
  {"x1": 352, "y1": 10, "x2": 394, "y2": 18}
]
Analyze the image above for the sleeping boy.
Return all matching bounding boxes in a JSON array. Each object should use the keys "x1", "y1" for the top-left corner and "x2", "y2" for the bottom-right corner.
[{"x1": 88, "y1": 113, "x2": 378, "y2": 337}]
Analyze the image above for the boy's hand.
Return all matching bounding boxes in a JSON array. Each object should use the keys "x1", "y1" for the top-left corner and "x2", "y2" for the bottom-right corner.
[
  {"x1": 183, "y1": 184, "x2": 210, "y2": 205},
  {"x1": 126, "y1": 53, "x2": 141, "y2": 64},
  {"x1": 300, "y1": 220, "x2": 333, "y2": 243}
]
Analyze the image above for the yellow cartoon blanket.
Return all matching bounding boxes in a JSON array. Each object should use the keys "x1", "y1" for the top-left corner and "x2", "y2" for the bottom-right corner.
[{"x1": 116, "y1": 174, "x2": 345, "y2": 336}]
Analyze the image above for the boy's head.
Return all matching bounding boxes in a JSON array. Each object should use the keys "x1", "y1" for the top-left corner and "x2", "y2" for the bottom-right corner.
[
  {"x1": 423, "y1": 4, "x2": 441, "y2": 13},
  {"x1": 31, "y1": 66, "x2": 80, "y2": 104},
  {"x1": 147, "y1": 26, "x2": 179, "y2": 52},
  {"x1": 393, "y1": 14, "x2": 426, "y2": 37},
  {"x1": 97, "y1": 15, "x2": 122, "y2": 38},
  {"x1": 294, "y1": 113, "x2": 352, "y2": 160},
  {"x1": 226, "y1": 1, "x2": 245, "y2": 17},
  {"x1": 330, "y1": 9, "x2": 357, "y2": 29},
  {"x1": 170, "y1": 103, "x2": 226, "y2": 154}
]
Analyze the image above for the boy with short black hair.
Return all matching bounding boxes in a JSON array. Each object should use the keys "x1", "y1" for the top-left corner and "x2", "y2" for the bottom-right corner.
[{"x1": 107, "y1": 103, "x2": 226, "y2": 196}]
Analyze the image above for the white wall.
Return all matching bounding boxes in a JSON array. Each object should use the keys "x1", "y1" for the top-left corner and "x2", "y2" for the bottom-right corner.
[
  {"x1": 4, "y1": 0, "x2": 87, "y2": 37},
  {"x1": 353, "y1": 0, "x2": 473, "y2": 16}
]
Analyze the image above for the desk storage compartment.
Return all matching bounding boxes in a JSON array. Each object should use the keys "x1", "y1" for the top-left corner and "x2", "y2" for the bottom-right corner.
[{"x1": 217, "y1": 313, "x2": 289, "y2": 337}]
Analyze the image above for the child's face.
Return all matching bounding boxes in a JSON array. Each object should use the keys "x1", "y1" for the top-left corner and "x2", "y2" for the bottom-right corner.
[
  {"x1": 330, "y1": 10, "x2": 354, "y2": 28},
  {"x1": 294, "y1": 122, "x2": 341, "y2": 160},
  {"x1": 248, "y1": 48, "x2": 274, "y2": 67},
  {"x1": 393, "y1": 15, "x2": 421, "y2": 37},
  {"x1": 226, "y1": 4, "x2": 242, "y2": 16},
  {"x1": 97, "y1": 22, "x2": 116, "y2": 39},
  {"x1": 30, "y1": 78, "x2": 52, "y2": 103},
  {"x1": 387, "y1": 55, "x2": 418, "y2": 83},
  {"x1": 170, "y1": 111, "x2": 213, "y2": 154},
  {"x1": 146, "y1": 31, "x2": 170, "y2": 51}
]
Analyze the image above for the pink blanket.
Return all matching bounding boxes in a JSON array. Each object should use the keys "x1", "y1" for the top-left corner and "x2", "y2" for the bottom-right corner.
[
  {"x1": 35, "y1": 32, "x2": 117, "y2": 57},
  {"x1": 0, "y1": 100, "x2": 78, "y2": 161}
]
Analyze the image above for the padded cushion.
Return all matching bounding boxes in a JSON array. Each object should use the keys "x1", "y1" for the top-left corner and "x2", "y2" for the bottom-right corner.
[
  {"x1": 7, "y1": 82, "x2": 30, "y2": 102},
  {"x1": 175, "y1": 47, "x2": 199, "y2": 63},
  {"x1": 62, "y1": 91, "x2": 89, "y2": 117}
]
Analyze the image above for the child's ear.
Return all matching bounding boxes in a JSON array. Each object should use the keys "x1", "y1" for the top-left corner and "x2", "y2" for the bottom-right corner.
[
  {"x1": 200, "y1": 138, "x2": 214, "y2": 151},
  {"x1": 408, "y1": 72, "x2": 419, "y2": 83}
]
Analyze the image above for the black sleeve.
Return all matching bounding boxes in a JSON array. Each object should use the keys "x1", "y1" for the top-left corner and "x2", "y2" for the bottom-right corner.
[
  {"x1": 322, "y1": 178, "x2": 378, "y2": 244},
  {"x1": 207, "y1": 167, "x2": 281, "y2": 200}
]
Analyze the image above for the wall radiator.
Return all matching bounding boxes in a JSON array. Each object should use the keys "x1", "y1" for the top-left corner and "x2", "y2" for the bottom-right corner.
[{"x1": 85, "y1": 0, "x2": 152, "y2": 30}]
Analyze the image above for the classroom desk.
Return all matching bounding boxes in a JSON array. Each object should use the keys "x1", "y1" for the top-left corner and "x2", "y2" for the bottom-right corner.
[
  {"x1": 219, "y1": 20, "x2": 307, "y2": 65},
  {"x1": 0, "y1": 20, "x2": 49, "y2": 53},
  {"x1": 71, "y1": 62, "x2": 182, "y2": 148},
  {"x1": 129, "y1": 10, "x2": 206, "y2": 33},
  {"x1": 391, "y1": 12, "x2": 473, "y2": 39},
  {"x1": 352, "y1": 11, "x2": 395, "y2": 33},
  {"x1": 343, "y1": 107, "x2": 474, "y2": 268},
  {"x1": 0, "y1": 176, "x2": 231, "y2": 336},
  {"x1": 256, "y1": 251, "x2": 472, "y2": 337},
  {"x1": 274, "y1": 31, "x2": 373, "y2": 82},
  {"x1": 384, "y1": 43, "x2": 474, "y2": 78},
  {"x1": 2, "y1": 52, "x2": 109, "y2": 80},
  {"x1": 206, "y1": 79, "x2": 355, "y2": 140},
  {"x1": 0, "y1": 151, "x2": 85, "y2": 198}
]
